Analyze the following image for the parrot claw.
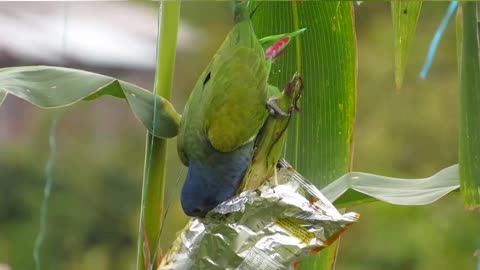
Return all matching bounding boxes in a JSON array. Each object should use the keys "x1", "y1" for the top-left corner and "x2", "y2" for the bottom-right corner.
[
  {"x1": 266, "y1": 73, "x2": 304, "y2": 117},
  {"x1": 267, "y1": 98, "x2": 290, "y2": 117}
]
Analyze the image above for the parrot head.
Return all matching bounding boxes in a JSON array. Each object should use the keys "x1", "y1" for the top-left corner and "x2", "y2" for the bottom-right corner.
[
  {"x1": 181, "y1": 159, "x2": 244, "y2": 217},
  {"x1": 180, "y1": 141, "x2": 254, "y2": 217}
]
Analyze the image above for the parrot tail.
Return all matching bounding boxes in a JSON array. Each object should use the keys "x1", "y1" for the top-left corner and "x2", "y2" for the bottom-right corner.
[{"x1": 233, "y1": 0, "x2": 253, "y2": 24}]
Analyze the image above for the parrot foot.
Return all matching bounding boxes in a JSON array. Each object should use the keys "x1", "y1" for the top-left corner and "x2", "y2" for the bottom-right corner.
[
  {"x1": 267, "y1": 98, "x2": 290, "y2": 117},
  {"x1": 266, "y1": 73, "x2": 304, "y2": 117}
]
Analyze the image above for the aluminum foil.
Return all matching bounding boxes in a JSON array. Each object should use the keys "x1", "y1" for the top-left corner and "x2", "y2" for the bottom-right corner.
[{"x1": 158, "y1": 160, "x2": 359, "y2": 270}]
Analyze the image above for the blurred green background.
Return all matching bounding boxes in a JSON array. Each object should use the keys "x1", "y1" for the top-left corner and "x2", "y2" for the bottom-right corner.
[{"x1": 0, "y1": 2, "x2": 478, "y2": 270}]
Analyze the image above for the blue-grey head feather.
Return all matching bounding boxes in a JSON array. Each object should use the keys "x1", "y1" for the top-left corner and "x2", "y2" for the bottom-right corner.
[{"x1": 181, "y1": 143, "x2": 253, "y2": 217}]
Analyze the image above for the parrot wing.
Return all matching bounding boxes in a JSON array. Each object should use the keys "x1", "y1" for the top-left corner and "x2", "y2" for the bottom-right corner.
[{"x1": 203, "y1": 21, "x2": 269, "y2": 153}]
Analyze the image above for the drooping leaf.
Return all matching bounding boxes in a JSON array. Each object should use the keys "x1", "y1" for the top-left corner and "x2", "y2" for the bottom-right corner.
[
  {"x1": 0, "y1": 66, "x2": 180, "y2": 139},
  {"x1": 391, "y1": 1, "x2": 422, "y2": 89},
  {"x1": 322, "y1": 164, "x2": 460, "y2": 208},
  {"x1": 251, "y1": 2, "x2": 356, "y2": 269},
  {"x1": 0, "y1": 89, "x2": 6, "y2": 107},
  {"x1": 458, "y1": 2, "x2": 480, "y2": 208}
]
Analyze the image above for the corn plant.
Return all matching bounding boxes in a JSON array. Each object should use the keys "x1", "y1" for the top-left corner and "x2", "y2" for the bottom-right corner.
[{"x1": 0, "y1": 1, "x2": 478, "y2": 270}]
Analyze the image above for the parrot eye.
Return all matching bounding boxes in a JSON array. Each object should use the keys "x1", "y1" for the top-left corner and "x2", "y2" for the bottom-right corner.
[{"x1": 203, "y1": 72, "x2": 211, "y2": 86}]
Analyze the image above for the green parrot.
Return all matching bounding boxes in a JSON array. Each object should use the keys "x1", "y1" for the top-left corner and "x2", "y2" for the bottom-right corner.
[{"x1": 178, "y1": 2, "x2": 303, "y2": 217}]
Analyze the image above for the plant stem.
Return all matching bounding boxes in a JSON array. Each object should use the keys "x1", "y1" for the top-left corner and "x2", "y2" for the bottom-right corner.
[
  {"x1": 136, "y1": 1, "x2": 181, "y2": 270},
  {"x1": 459, "y1": 1, "x2": 480, "y2": 208}
]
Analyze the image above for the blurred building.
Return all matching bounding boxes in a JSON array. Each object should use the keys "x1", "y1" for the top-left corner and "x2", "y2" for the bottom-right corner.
[{"x1": 0, "y1": 2, "x2": 203, "y2": 69}]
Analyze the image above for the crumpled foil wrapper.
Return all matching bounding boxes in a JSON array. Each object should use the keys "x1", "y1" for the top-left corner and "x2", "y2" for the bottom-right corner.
[{"x1": 158, "y1": 160, "x2": 359, "y2": 270}]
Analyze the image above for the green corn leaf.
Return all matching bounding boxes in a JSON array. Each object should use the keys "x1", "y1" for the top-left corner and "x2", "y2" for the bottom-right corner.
[
  {"x1": 0, "y1": 66, "x2": 180, "y2": 139},
  {"x1": 459, "y1": 2, "x2": 480, "y2": 208},
  {"x1": 251, "y1": 2, "x2": 356, "y2": 269},
  {"x1": 391, "y1": 1, "x2": 422, "y2": 90},
  {"x1": 322, "y1": 164, "x2": 460, "y2": 208}
]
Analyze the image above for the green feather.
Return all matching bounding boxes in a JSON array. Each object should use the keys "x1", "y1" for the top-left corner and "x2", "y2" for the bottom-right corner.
[{"x1": 178, "y1": 9, "x2": 270, "y2": 164}]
